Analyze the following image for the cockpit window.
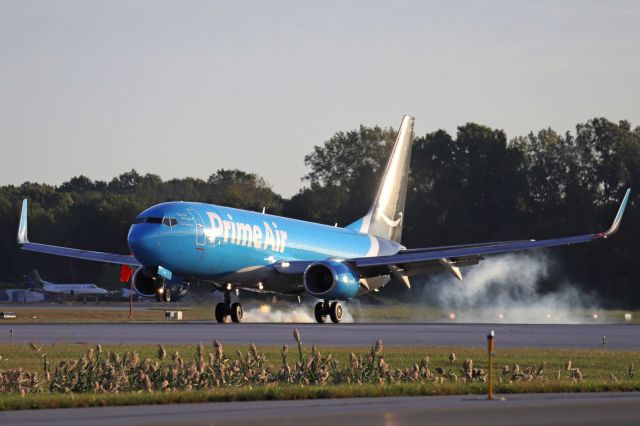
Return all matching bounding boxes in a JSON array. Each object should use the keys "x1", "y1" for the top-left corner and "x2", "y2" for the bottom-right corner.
[
  {"x1": 163, "y1": 217, "x2": 178, "y2": 227},
  {"x1": 133, "y1": 217, "x2": 163, "y2": 225}
]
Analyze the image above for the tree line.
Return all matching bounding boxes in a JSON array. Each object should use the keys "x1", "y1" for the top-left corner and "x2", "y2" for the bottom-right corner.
[{"x1": 1, "y1": 117, "x2": 638, "y2": 306}]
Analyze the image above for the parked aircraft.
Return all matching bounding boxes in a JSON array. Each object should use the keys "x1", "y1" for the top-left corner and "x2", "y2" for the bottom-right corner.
[
  {"x1": 27, "y1": 270, "x2": 109, "y2": 302},
  {"x1": 16, "y1": 116, "x2": 630, "y2": 323}
]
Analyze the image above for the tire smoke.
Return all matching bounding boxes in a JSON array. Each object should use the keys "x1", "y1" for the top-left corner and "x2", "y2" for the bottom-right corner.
[
  {"x1": 420, "y1": 253, "x2": 598, "y2": 324},
  {"x1": 241, "y1": 304, "x2": 354, "y2": 323}
]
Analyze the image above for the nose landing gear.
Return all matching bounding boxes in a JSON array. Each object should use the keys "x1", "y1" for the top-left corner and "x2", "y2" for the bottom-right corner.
[
  {"x1": 314, "y1": 301, "x2": 343, "y2": 323},
  {"x1": 156, "y1": 283, "x2": 171, "y2": 302},
  {"x1": 214, "y1": 289, "x2": 243, "y2": 323},
  {"x1": 155, "y1": 282, "x2": 172, "y2": 302}
]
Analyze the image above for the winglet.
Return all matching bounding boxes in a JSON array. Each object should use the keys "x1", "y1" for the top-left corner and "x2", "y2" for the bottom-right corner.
[
  {"x1": 600, "y1": 188, "x2": 631, "y2": 238},
  {"x1": 17, "y1": 199, "x2": 29, "y2": 245}
]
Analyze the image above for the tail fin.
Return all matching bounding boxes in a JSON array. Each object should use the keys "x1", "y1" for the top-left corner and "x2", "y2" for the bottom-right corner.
[
  {"x1": 17, "y1": 199, "x2": 28, "y2": 244},
  {"x1": 31, "y1": 270, "x2": 44, "y2": 285},
  {"x1": 346, "y1": 115, "x2": 415, "y2": 243}
]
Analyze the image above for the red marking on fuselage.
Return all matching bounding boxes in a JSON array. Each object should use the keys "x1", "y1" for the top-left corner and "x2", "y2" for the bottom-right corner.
[{"x1": 195, "y1": 247, "x2": 205, "y2": 259}]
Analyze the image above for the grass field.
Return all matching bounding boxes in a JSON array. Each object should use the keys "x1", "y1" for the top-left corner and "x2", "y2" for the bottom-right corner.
[{"x1": 0, "y1": 337, "x2": 638, "y2": 411}]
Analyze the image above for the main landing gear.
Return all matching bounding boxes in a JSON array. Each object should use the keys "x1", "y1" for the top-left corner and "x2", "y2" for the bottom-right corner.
[
  {"x1": 215, "y1": 290, "x2": 243, "y2": 323},
  {"x1": 314, "y1": 301, "x2": 343, "y2": 324}
]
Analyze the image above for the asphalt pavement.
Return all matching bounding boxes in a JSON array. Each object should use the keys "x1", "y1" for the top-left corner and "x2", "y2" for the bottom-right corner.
[
  {"x1": 1, "y1": 392, "x2": 639, "y2": 425},
  {"x1": 1, "y1": 322, "x2": 639, "y2": 349}
]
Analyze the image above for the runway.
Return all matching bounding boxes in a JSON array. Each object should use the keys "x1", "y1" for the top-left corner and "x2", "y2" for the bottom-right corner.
[
  {"x1": 1, "y1": 322, "x2": 639, "y2": 349},
  {"x1": 1, "y1": 392, "x2": 639, "y2": 425}
]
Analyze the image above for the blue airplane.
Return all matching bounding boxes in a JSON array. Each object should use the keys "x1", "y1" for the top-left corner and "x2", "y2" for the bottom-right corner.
[{"x1": 17, "y1": 116, "x2": 631, "y2": 323}]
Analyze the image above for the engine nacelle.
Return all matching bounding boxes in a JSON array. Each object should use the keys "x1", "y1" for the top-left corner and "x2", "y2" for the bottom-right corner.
[
  {"x1": 132, "y1": 267, "x2": 160, "y2": 297},
  {"x1": 303, "y1": 259, "x2": 360, "y2": 300},
  {"x1": 132, "y1": 267, "x2": 191, "y2": 300}
]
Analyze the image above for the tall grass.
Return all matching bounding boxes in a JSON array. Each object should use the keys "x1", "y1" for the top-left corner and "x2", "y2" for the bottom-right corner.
[{"x1": 1, "y1": 329, "x2": 637, "y2": 396}]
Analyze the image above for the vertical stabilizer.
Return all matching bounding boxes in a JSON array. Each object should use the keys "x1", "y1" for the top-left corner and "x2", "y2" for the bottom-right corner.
[
  {"x1": 346, "y1": 115, "x2": 414, "y2": 243},
  {"x1": 31, "y1": 270, "x2": 44, "y2": 285}
]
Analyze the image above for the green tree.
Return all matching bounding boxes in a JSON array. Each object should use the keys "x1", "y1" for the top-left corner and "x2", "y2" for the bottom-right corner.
[{"x1": 291, "y1": 125, "x2": 397, "y2": 224}]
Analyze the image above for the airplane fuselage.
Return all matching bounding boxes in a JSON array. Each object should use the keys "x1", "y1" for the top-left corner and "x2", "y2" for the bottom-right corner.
[
  {"x1": 127, "y1": 202, "x2": 402, "y2": 287},
  {"x1": 42, "y1": 283, "x2": 108, "y2": 295}
]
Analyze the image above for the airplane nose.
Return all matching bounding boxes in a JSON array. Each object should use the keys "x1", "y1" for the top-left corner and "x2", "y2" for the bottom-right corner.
[{"x1": 128, "y1": 225, "x2": 161, "y2": 265}]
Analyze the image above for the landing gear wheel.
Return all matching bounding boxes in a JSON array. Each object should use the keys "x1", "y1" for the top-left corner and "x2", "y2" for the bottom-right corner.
[
  {"x1": 162, "y1": 287, "x2": 172, "y2": 302},
  {"x1": 314, "y1": 302, "x2": 327, "y2": 324},
  {"x1": 215, "y1": 302, "x2": 229, "y2": 323},
  {"x1": 329, "y1": 302, "x2": 343, "y2": 323},
  {"x1": 230, "y1": 303, "x2": 243, "y2": 323}
]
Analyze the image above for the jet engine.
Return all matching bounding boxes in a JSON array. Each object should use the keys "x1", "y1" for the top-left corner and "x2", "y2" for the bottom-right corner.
[
  {"x1": 132, "y1": 267, "x2": 160, "y2": 297},
  {"x1": 132, "y1": 267, "x2": 190, "y2": 300},
  {"x1": 303, "y1": 259, "x2": 360, "y2": 300}
]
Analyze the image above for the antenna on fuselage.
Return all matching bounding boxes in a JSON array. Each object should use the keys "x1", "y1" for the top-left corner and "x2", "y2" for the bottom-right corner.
[{"x1": 262, "y1": 207, "x2": 266, "y2": 214}]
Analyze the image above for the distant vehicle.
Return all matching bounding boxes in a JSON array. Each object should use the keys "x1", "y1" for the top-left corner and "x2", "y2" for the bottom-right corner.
[
  {"x1": 16, "y1": 116, "x2": 630, "y2": 323},
  {"x1": 27, "y1": 270, "x2": 109, "y2": 303}
]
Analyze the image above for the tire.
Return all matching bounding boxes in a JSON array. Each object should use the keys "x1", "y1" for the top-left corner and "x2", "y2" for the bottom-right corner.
[
  {"x1": 215, "y1": 303, "x2": 228, "y2": 323},
  {"x1": 329, "y1": 302, "x2": 343, "y2": 323},
  {"x1": 230, "y1": 303, "x2": 243, "y2": 323},
  {"x1": 162, "y1": 287, "x2": 172, "y2": 302},
  {"x1": 314, "y1": 302, "x2": 327, "y2": 324}
]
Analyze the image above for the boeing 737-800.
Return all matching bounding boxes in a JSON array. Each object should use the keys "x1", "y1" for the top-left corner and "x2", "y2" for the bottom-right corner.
[{"x1": 16, "y1": 116, "x2": 630, "y2": 323}]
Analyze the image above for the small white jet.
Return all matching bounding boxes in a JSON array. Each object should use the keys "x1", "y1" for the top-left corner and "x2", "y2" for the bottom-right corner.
[{"x1": 28, "y1": 270, "x2": 109, "y2": 302}]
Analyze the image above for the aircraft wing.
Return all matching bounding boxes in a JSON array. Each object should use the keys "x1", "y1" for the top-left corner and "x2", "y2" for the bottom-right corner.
[
  {"x1": 353, "y1": 188, "x2": 630, "y2": 276},
  {"x1": 17, "y1": 199, "x2": 141, "y2": 267},
  {"x1": 274, "y1": 189, "x2": 631, "y2": 281}
]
